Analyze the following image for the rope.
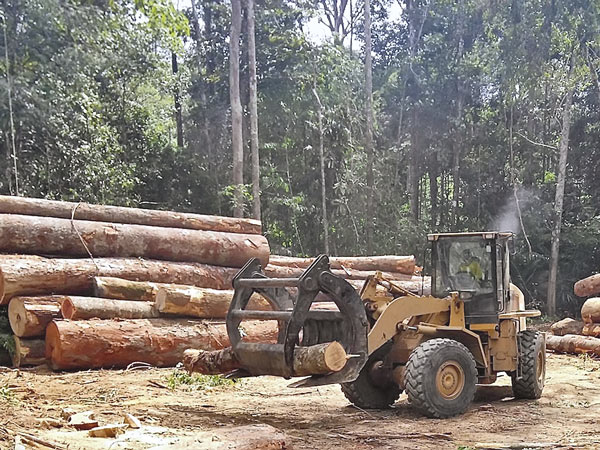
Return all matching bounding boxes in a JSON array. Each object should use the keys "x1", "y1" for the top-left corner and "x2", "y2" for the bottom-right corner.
[{"x1": 70, "y1": 202, "x2": 99, "y2": 271}]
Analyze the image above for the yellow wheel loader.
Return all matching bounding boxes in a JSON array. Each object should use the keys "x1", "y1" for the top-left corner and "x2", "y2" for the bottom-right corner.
[{"x1": 226, "y1": 232, "x2": 546, "y2": 418}]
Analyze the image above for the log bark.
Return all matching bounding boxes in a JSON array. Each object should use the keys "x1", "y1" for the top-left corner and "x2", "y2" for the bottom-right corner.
[
  {"x1": 581, "y1": 297, "x2": 600, "y2": 323},
  {"x1": 45, "y1": 318, "x2": 278, "y2": 370},
  {"x1": 61, "y1": 296, "x2": 159, "y2": 320},
  {"x1": 155, "y1": 286, "x2": 271, "y2": 319},
  {"x1": 264, "y1": 264, "x2": 413, "y2": 282},
  {"x1": 0, "y1": 255, "x2": 238, "y2": 304},
  {"x1": 0, "y1": 214, "x2": 269, "y2": 267},
  {"x1": 183, "y1": 341, "x2": 347, "y2": 376},
  {"x1": 0, "y1": 195, "x2": 261, "y2": 234},
  {"x1": 269, "y1": 255, "x2": 416, "y2": 275},
  {"x1": 582, "y1": 322, "x2": 600, "y2": 338},
  {"x1": 8, "y1": 296, "x2": 62, "y2": 337},
  {"x1": 11, "y1": 337, "x2": 46, "y2": 367},
  {"x1": 546, "y1": 334, "x2": 600, "y2": 356},
  {"x1": 575, "y1": 275, "x2": 600, "y2": 298},
  {"x1": 550, "y1": 318, "x2": 584, "y2": 336}
]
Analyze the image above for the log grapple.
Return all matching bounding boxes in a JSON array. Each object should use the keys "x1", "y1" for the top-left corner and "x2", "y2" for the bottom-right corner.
[{"x1": 226, "y1": 255, "x2": 369, "y2": 387}]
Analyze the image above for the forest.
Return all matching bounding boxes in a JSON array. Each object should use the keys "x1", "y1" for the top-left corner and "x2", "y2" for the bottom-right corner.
[{"x1": 1, "y1": 0, "x2": 599, "y2": 316}]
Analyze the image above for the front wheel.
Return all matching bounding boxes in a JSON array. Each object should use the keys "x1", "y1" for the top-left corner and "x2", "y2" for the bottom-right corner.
[
  {"x1": 405, "y1": 338, "x2": 477, "y2": 418},
  {"x1": 340, "y1": 343, "x2": 401, "y2": 409},
  {"x1": 511, "y1": 330, "x2": 546, "y2": 399}
]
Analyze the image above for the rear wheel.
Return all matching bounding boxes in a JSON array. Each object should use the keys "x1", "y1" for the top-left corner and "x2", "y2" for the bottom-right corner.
[
  {"x1": 511, "y1": 330, "x2": 545, "y2": 399},
  {"x1": 405, "y1": 338, "x2": 477, "y2": 418},
  {"x1": 340, "y1": 343, "x2": 401, "y2": 409}
]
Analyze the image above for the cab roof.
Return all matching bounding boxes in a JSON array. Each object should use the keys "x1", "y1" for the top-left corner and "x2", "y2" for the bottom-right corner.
[{"x1": 427, "y1": 231, "x2": 514, "y2": 241}]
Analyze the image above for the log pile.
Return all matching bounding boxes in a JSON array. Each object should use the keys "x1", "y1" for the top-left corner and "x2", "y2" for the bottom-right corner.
[
  {"x1": 0, "y1": 195, "x2": 426, "y2": 372},
  {"x1": 547, "y1": 274, "x2": 600, "y2": 356}
]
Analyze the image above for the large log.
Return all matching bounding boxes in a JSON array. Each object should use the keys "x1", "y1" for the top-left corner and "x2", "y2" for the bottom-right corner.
[
  {"x1": 11, "y1": 337, "x2": 46, "y2": 367},
  {"x1": 61, "y1": 296, "x2": 159, "y2": 320},
  {"x1": 0, "y1": 195, "x2": 262, "y2": 234},
  {"x1": 0, "y1": 214, "x2": 269, "y2": 267},
  {"x1": 93, "y1": 277, "x2": 157, "y2": 301},
  {"x1": 582, "y1": 323, "x2": 600, "y2": 337},
  {"x1": 155, "y1": 286, "x2": 271, "y2": 319},
  {"x1": 0, "y1": 255, "x2": 239, "y2": 304},
  {"x1": 45, "y1": 318, "x2": 278, "y2": 370},
  {"x1": 581, "y1": 297, "x2": 600, "y2": 324},
  {"x1": 263, "y1": 264, "x2": 414, "y2": 282},
  {"x1": 183, "y1": 342, "x2": 347, "y2": 376},
  {"x1": 546, "y1": 334, "x2": 600, "y2": 356},
  {"x1": 269, "y1": 255, "x2": 416, "y2": 275},
  {"x1": 345, "y1": 278, "x2": 431, "y2": 296},
  {"x1": 550, "y1": 318, "x2": 584, "y2": 336},
  {"x1": 8, "y1": 297, "x2": 62, "y2": 337},
  {"x1": 575, "y1": 275, "x2": 600, "y2": 298}
]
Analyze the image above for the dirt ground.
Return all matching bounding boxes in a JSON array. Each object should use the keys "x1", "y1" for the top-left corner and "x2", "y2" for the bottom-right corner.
[{"x1": 0, "y1": 353, "x2": 599, "y2": 450}]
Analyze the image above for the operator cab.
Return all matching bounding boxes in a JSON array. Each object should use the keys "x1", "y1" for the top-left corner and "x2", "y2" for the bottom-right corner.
[{"x1": 428, "y1": 232, "x2": 513, "y2": 324}]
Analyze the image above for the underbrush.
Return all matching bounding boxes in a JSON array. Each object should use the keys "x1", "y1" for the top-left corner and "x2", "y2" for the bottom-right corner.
[{"x1": 165, "y1": 370, "x2": 235, "y2": 391}]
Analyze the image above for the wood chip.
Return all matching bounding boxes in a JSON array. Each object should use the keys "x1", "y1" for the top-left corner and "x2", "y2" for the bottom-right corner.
[
  {"x1": 88, "y1": 424, "x2": 128, "y2": 438},
  {"x1": 123, "y1": 413, "x2": 141, "y2": 429},
  {"x1": 67, "y1": 411, "x2": 98, "y2": 430}
]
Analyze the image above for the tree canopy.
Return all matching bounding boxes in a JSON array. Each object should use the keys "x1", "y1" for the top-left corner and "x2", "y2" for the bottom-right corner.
[{"x1": 1, "y1": 0, "x2": 599, "y2": 315}]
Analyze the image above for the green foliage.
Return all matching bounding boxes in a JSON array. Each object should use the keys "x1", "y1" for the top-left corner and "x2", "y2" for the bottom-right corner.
[
  {"x1": 165, "y1": 370, "x2": 234, "y2": 391},
  {"x1": 2, "y1": 0, "x2": 600, "y2": 316}
]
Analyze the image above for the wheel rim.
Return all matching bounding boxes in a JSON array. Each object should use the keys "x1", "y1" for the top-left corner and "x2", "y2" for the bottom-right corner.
[
  {"x1": 436, "y1": 360, "x2": 465, "y2": 400},
  {"x1": 536, "y1": 349, "x2": 545, "y2": 386}
]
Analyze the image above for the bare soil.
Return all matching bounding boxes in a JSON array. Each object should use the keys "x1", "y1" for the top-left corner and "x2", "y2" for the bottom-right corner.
[{"x1": 1, "y1": 353, "x2": 600, "y2": 449}]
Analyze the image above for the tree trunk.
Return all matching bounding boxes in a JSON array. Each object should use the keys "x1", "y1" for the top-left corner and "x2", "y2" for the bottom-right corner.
[
  {"x1": 575, "y1": 275, "x2": 600, "y2": 298},
  {"x1": 247, "y1": 0, "x2": 261, "y2": 220},
  {"x1": 581, "y1": 297, "x2": 600, "y2": 323},
  {"x1": 155, "y1": 286, "x2": 270, "y2": 319},
  {"x1": 183, "y1": 341, "x2": 347, "y2": 376},
  {"x1": 45, "y1": 318, "x2": 278, "y2": 370},
  {"x1": 408, "y1": 109, "x2": 419, "y2": 222},
  {"x1": 230, "y1": 0, "x2": 244, "y2": 218},
  {"x1": 263, "y1": 264, "x2": 414, "y2": 282},
  {"x1": 0, "y1": 255, "x2": 239, "y2": 304},
  {"x1": 61, "y1": 296, "x2": 159, "y2": 320},
  {"x1": 550, "y1": 318, "x2": 584, "y2": 336},
  {"x1": 546, "y1": 334, "x2": 600, "y2": 356},
  {"x1": 172, "y1": 52, "x2": 184, "y2": 147},
  {"x1": 0, "y1": 214, "x2": 269, "y2": 267},
  {"x1": 268, "y1": 255, "x2": 416, "y2": 274},
  {"x1": 12, "y1": 337, "x2": 46, "y2": 367},
  {"x1": 582, "y1": 323, "x2": 600, "y2": 337},
  {"x1": 547, "y1": 56, "x2": 575, "y2": 316},
  {"x1": 364, "y1": 0, "x2": 374, "y2": 254},
  {"x1": 0, "y1": 195, "x2": 261, "y2": 234},
  {"x1": 8, "y1": 296, "x2": 62, "y2": 337},
  {"x1": 313, "y1": 87, "x2": 329, "y2": 254}
]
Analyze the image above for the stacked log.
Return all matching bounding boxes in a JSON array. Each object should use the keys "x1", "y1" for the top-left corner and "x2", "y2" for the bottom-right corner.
[
  {"x1": 0, "y1": 214, "x2": 269, "y2": 267},
  {"x1": 0, "y1": 195, "x2": 262, "y2": 234},
  {"x1": 46, "y1": 319, "x2": 278, "y2": 370},
  {"x1": 547, "y1": 279, "x2": 600, "y2": 354},
  {"x1": 0, "y1": 196, "x2": 422, "y2": 372},
  {"x1": 269, "y1": 255, "x2": 416, "y2": 275}
]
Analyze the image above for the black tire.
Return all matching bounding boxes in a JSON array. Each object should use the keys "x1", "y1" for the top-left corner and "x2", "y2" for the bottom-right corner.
[
  {"x1": 511, "y1": 330, "x2": 545, "y2": 399},
  {"x1": 405, "y1": 338, "x2": 477, "y2": 418},
  {"x1": 340, "y1": 343, "x2": 401, "y2": 409}
]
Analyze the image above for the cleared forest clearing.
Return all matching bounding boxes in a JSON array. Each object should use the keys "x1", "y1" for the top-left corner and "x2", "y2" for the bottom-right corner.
[{"x1": 0, "y1": 353, "x2": 598, "y2": 449}]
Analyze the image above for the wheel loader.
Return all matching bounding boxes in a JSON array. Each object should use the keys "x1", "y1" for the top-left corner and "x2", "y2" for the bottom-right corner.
[{"x1": 225, "y1": 232, "x2": 546, "y2": 418}]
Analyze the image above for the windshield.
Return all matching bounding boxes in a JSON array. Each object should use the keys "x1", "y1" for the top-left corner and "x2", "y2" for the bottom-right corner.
[{"x1": 433, "y1": 238, "x2": 495, "y2": 297}]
